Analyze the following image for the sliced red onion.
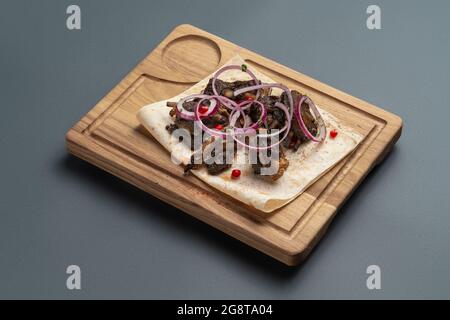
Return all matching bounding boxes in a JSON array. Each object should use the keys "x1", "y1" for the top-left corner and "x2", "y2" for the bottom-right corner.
[
  {"x1": 234, "y1": 83, "x2": 294, "y2": 120},
  {"x1": 176, "y1": 75, "x2": 325, "y2": 150},
  {"x1": 176, "y1": 94, "x2": 218, "y2": 121},
  {"x1": 193, "y1": 96, "x2": 229, "y2": 138},
  {"x1": 294, "y1": 95, "x2": 327, "y2": 142},
  {"x1": 229, "y1": 100, "x2": 267, "y2": 134},
  {"x1": 231, "y1": 101, "x2": 291, "y2": 151},
  {"x1": 212, "y1": 65, "x2": 260, "y2": 108}
]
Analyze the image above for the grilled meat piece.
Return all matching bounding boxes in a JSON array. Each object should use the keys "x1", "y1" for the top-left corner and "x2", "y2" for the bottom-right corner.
[
  {"x1": 208, "y1": 105, "x2": 230, "y2": 126},
  {"x1": 166, "y1": 100, "x2": 230, "y2": 151},
  {"x1": 167, "y1": 101, "x2": 196, "y2": 135},
  {"x1": 281, "y1": 90, "x2": 318, "y2": 151},
  {"x1": 184, "y1": 137, "x2": 235, "y2": 175},
  {"x1": 250, "y1": 95, "x2": 287, "y2": 130},
  {"x1": 250, "y1": 90, "x2": 317, "y2": 151},
  {"x1": 165, "y1": 123, "x2": 179, "y2": 134},
  {"x1": 166, "y1": 100, "x2": 230, "y2": 133},
  {"x1": 252, "y1": 143, "x2": 289, "y2": 181},
  {"x1": 205, "y1": 161, "x2": 231, "y2": 175},
  {"x1": 203, "y1": 78, "x2": 260, "y2": 102}
]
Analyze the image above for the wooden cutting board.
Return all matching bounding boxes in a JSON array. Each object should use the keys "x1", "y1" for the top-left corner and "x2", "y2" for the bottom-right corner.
[{"x1": 66, "y1": 24, "x2": 402, "y2": 266}]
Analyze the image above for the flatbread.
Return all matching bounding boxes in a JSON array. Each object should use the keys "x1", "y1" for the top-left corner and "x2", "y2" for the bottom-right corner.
[{"x1": 138, "y1": 56, "x2": 363, "y2": 212}]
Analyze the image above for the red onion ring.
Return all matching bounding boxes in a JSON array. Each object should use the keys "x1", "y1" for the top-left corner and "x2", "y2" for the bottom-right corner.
[
  {"x1": 294, "y1": 95, "x2": 327, "y2": 142},
  {"x1": 234, "y1": 83, "x2": 294, "y2": 120},
  {"x1": 229, "y1": 100, "x2": 267, "y2": 134},
  {"x1": 212, "y1": 65, "x2": 260, "y2": 109},
  {"x1": 174, "y1": 64, "x2": 326, "y2": 149},
  {"x1": 193, "y1": 96, "x2": 230, "y2": 138},
  {"x1": 231, "y1": 102, "x2": 291, "y2": 151},
  {"x1": 176, "y1": 94, "x2": 218, "y2": 121}
]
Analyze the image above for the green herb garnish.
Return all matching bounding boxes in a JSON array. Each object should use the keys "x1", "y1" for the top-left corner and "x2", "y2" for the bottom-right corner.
[{"x1": 241, "y1": 64, "x2": 248, "y2": 72}]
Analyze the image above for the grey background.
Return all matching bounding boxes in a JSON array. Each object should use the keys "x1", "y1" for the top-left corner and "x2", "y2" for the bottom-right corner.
[{"x1": 0, "y1": 0, "x2": 449, "y2": 299}]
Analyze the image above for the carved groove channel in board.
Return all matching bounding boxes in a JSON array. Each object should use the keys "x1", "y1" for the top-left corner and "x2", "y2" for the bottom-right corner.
[
  {"x1": 83, "y1": 74, "x2": 191, "y2": 136},
  {"x1": 161, "y1": 35, "x2": 222, "y2": 81},
  {"x1": 289, "y1": 125, "x2": 380, "y2": 237},
  {"x1": 83, "y1": 76, "x2": 146, "y2": 135}
]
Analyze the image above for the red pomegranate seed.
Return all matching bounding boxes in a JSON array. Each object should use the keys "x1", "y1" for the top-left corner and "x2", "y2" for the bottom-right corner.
[
  {"x1": 214, "y1": 124, "x2": 224, "y2": 130},
  {"x1": 231, "y1": 169, "x2": 241, "y2": 179},
  {"x1": 198, "y1": 105, "x2": 209, "y2": 114},
  {"x1": 330, "y1": 129, "x2": 338, "y2": 139}
]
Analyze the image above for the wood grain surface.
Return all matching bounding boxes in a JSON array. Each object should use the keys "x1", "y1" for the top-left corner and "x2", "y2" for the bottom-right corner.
[{"x1": 66, "y1": 24, "x2": 402, "y2": 265}]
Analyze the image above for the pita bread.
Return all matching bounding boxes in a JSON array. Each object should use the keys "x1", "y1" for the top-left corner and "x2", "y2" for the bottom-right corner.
[{"x1": 138, "y1": 56, "x2": 362, "y2": 212}]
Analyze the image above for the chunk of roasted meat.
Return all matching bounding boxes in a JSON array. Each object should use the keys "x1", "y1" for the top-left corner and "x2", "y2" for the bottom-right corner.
[
  {"x1": 165, "y1": 100, "x2": 230, "y2": 149},
  {"x1": 184, "y1": 137, "x2": 235, "y2": 175},
  {"x1": 203, "y1": 78, "x2": 262, "y2": 102},
  {"x1": 252, "y1": 140, "x2": 289, "y2": 181},
  {"x1": 281, "y1": 90, "x2": 318, "y2": 151},
  {"x1": 250, "y1": 95, "x2": 287, "y2": 130},
  {"x1": 248, "y1": 90, "x2": 318, "y2": 151},
  {"x1": 165, "y1": 101, "x2": 195, "y2": 135}
]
